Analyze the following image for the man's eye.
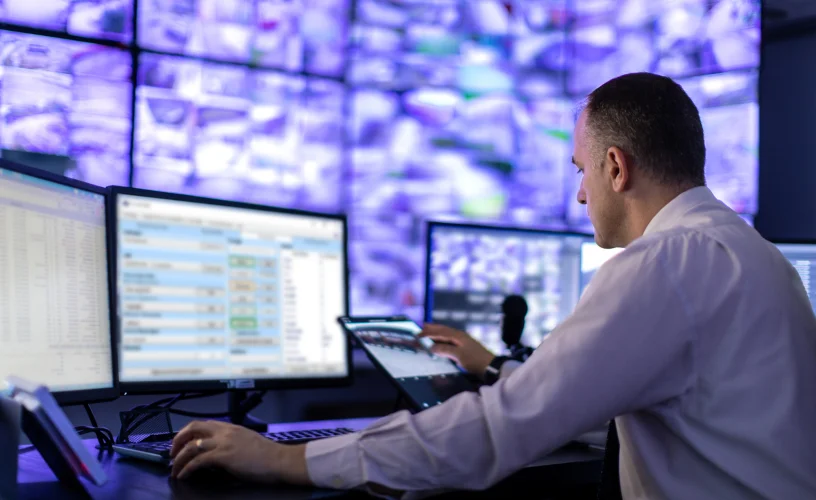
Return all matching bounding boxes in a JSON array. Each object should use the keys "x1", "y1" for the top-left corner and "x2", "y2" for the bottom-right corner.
[{"x1": 576, "y1": 168, "x2": 583, "y2": 175}]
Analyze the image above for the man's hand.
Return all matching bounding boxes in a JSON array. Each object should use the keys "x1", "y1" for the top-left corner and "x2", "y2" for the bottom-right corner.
[
  {"x1": 418, "y1": 324, "x2": 495, "y2": 376},
  {"x1": 169, "y1": 420, "x2": 311, "y2": 484}
]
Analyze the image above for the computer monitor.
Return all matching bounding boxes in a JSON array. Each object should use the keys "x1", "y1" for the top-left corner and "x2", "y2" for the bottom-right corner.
[
  {"x1": 773, "y1": 242, "x2": 816, "y2": 312},
  {"x1": 424, "y1": 221, "x2": 593, "y2": 354},
  {"x1": 0, "y1": 160, "x2": 118, "y2": 405},
  {"x1": 110, "y1": 187, "x2": 351, "y2": 394},
  {"x1": 580, "y1": 241, "x2": 624, "y2": 297}
]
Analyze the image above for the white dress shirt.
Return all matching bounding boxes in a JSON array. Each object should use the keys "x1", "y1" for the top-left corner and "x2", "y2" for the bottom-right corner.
[{"x1": 306, "y1": 187, "x2": 816, "y2": 499}]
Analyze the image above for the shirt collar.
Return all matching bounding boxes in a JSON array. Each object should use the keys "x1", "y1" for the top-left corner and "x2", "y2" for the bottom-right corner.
[{"x1": 643, "y1": 186, "x2": 718, "y2": 236}]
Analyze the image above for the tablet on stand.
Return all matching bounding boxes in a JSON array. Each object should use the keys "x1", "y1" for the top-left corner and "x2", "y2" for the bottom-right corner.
[
  {"x1": 4, "y1": 377, "x2": 107, "y2": 493},
  {"x1": 338, "y1": 316, "x2": 480, "y2": 411}
]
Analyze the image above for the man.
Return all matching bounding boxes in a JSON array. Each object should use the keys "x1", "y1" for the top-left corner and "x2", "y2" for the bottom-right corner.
[{"x1": 168, "y1": 73, "x2": 816, "y2": 498}]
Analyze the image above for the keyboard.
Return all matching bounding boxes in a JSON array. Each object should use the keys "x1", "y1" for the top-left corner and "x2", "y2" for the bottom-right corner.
[{"x1": 112, "y1": 427, "x2": 355, "y2": 463}]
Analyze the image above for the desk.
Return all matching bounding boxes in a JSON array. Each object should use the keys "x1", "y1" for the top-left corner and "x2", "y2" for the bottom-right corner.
[{"x1": 18, "y1": 418, "x2": 603, "y2": 499}]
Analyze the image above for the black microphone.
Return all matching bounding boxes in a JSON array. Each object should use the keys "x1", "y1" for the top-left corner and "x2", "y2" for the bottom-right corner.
[{"x1": 501, "y1": 295, "x2": 528, "y2": 350}]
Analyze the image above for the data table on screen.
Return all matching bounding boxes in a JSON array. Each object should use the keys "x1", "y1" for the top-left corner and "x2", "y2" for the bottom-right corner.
[{"x1": 0, "y1": 168, "x2": 113, "y2": 393}]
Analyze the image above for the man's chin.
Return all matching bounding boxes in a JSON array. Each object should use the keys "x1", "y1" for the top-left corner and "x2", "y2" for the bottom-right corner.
[{"x1": 593, "y1": 233, "x2": 612, "y2": 250}]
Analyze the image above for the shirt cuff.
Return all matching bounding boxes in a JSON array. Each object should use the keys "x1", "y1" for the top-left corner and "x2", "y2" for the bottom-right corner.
[{"x1": 305, "y1": 432, "x2": 365, "y2": 490}]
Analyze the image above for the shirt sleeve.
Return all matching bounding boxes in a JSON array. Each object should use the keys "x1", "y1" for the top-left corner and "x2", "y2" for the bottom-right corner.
[
  {"x1": 306, "y1": 237, "x2": 698, "y2": 493},
  {"x1": 500, "y1": 360, "x2": 522, "y2": 378}
]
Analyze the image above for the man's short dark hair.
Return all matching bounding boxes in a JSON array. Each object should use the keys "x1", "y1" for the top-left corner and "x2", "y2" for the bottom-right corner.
[{"x1": 582, "y1": 72, "x2": 706, "y2": 187}]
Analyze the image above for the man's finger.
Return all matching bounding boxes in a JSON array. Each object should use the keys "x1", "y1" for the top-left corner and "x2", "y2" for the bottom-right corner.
[
  {"x1": 418, "y1": 324, "x2": 461, "y2": 343},
  {"x1": 430, "y1": 343, "x2": 459, "y2": 359},
  {"x1": 171, "y1": 438, "x2": 212, "y2": 478},
  {"x1": 176, "y1": 450, "x2": 220, "y2": 480},
  {"x1": 171, "y1": 421, "x2": 214, "y2": 458}
]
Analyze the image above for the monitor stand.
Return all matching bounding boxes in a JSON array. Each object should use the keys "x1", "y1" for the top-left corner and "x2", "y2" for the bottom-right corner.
[{"x1": 223, "y1": 391, "x2": 267, "y2": 433}]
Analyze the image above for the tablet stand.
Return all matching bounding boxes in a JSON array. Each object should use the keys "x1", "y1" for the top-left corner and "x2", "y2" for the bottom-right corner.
[{"x1": 0, "y1": 394, "x2": 20, "y2": 500}]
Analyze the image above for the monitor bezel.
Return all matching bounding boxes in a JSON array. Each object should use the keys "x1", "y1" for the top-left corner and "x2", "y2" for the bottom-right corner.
[
  {"x1": 423, "y1": 220, "x2": 594, "y2": 324},
  {"x1": 109, "y1": 186, "x2": 353, "y2": 395},
  {"x1": 0, "y1": 159, "x2": 120, "y2": 406},
  {"x1": 769, "y1": 239, "x2": 816, "y2": 247}
]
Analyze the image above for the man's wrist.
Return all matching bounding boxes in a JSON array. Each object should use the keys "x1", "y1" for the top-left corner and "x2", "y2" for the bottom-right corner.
[
  {"x1": 483, "y1": 356, "x2": 511, "y2": 384},
  {"x1": 271, "y1": 443, "x2": 312, "y2": 486}
]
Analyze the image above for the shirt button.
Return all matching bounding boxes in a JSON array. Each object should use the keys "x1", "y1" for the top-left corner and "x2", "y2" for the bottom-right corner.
[{"x1": 331, "y1": 475, "x2": 344, "y2": 488}]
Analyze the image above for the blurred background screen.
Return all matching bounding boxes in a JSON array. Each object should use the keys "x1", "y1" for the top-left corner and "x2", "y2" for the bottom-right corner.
[{"x1": 0, "y1": 0, "x2": 761, "y2": 320}]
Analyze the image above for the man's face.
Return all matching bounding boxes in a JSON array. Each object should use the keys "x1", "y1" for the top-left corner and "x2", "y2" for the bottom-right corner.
[{"x1": 573, "y1": 110, "x2": 622, "y2": 249}]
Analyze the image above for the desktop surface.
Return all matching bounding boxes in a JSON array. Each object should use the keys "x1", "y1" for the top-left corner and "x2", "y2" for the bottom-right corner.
[
  {"x1": 17, "y1": 418, "x2": 603, "y2": 500},
  {"x1": 0, "y1": 163, "x2": 116, "y2": 403},
  {"x1": 113, "y1": 189, "x2": 350, "y2": 392}
]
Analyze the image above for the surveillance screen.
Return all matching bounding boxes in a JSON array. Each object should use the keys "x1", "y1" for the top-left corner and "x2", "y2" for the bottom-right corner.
[
  {"x1": 137, "y1": 0, "x2": 349, "y2": 77},
  {"x1": 0, "y1": 0, "x2": 133, "y2": 42},
  {"x1": 0, "y1": 31, "x2": 133, "y2": 187},
  {"x1": 0, "y1": 0, "x2": 760, "y2": 326},
  {"x1": 348, "y1": 0, "x2": 760, "y2": 320},
  {"x1": 132, "y1": 53, "x2": 344, "y2": 213},
  {"x1": 426, "y1": 224, "x2": 590, "y2": 354}
]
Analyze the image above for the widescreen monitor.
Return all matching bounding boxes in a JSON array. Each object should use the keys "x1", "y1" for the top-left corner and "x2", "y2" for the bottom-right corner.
[
  {"x1": 0, "y1": 160, "x2": 118, "y2": 405},
  {"x1": 424, "y1": 221, "x2": 593, "y2": 354},
  {"x1": 111, "y1": 187, "x2": 351, "y2": 393},
  {"x1": 580, "y1": 241, "x2": 624, "y2": 296},
  {"x1": 773, "y1": 242, "x2": 816, "y2": 313}
]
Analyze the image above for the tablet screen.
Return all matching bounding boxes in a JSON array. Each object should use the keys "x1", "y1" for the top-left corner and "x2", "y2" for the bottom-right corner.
[{"x1": 340, "y1": 317, "x2": 477, "y2": 409}]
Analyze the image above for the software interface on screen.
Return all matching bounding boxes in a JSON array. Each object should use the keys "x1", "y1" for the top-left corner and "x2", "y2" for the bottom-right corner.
[
  {"x1": 775, "y1": 244, "x2": 816, "y2": 312},
  {"x1": 116, "y1": 194, "x2": 348, "y2": 383},
  {"x1": 0, "y1": 168, "x2": 113, "y2": 393},
  {"x1": 427, "y1": 226, "x2": 589, "y2": 354},
  {"x1": 342, "y1": 318, "x2": 469, "y2": 409},
  {"x1": 344, "y1": 320, "x2": 459, "y2": 379}
]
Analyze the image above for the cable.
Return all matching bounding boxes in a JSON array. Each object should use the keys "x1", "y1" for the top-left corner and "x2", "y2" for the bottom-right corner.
[
  {"x1": 117, "y1": 392, "x2": 227, "y2": 443},
  {"x1": 123, "y1": 392, "x2": 196, "y2": 438},
  {"x1": 80, "y1": 404, "x2": 114, "y2": 450},
  {"x1": 167, "y1": 409, "x2": 232, "y2": 418},
  {"x1": 166, "y1": 390, "x2": 270, "y2": 421},
  {"x1": 75, "y1": 426, "x2": 115, "y2": 449},
  {"x1": 83, "y1": 403, "x2": 100, "y2": 429}
]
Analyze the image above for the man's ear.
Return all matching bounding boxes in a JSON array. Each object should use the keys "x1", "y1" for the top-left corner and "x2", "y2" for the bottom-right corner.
[{"x1": 605, "y1": 146, "x2": 629, "y2": 193}]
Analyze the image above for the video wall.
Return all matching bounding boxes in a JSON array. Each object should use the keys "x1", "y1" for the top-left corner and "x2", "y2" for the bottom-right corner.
[{"x1": 0, "y1": 0, "x2": 761, "y2": 319}]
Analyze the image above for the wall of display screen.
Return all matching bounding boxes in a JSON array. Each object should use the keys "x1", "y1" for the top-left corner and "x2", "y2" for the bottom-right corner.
[{"x1": 0, "y1": 0, "x2": 761, "y2": 319}]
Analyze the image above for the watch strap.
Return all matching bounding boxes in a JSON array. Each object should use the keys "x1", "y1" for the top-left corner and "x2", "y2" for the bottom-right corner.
[{"x1": 483, "y1": 356, "x2": 511, "y2": 385}]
